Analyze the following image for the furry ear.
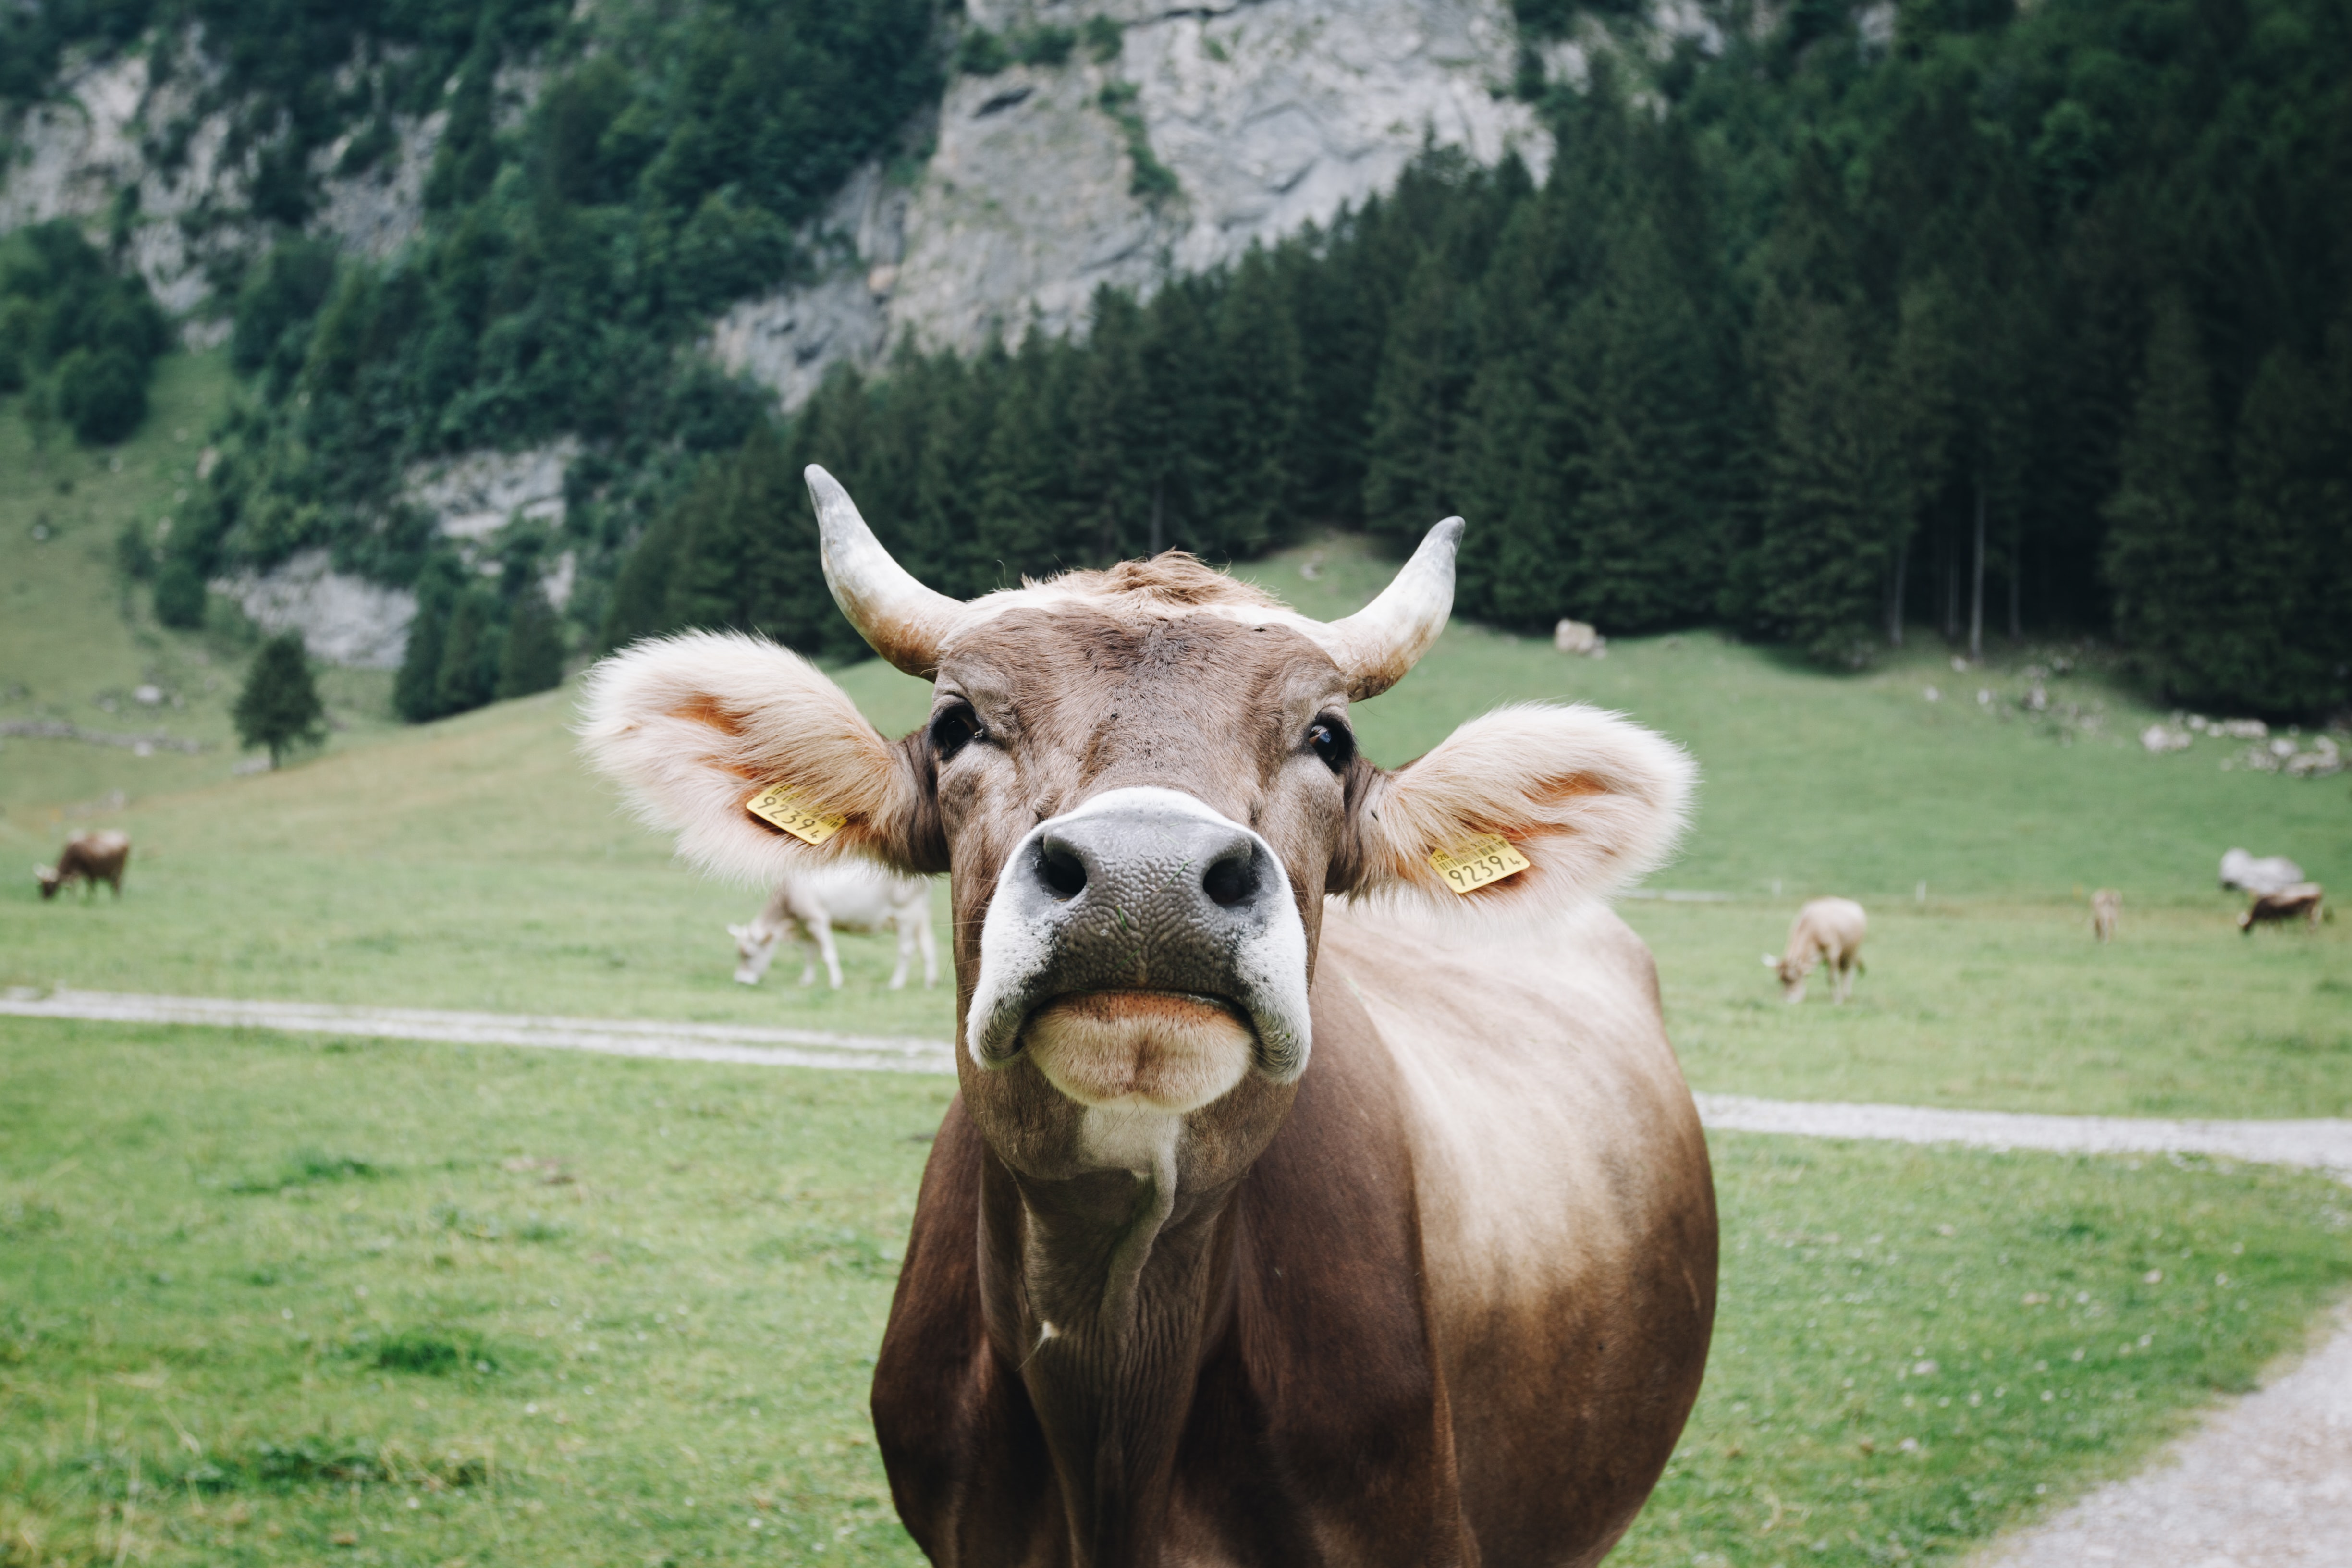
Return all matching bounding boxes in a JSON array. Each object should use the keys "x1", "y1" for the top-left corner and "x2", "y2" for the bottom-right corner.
[
  {"x1": 1344, "y1": 703, "x2": 1693, "y2": 916},
  {"x1": 578, "y1": 631, "x2": 932, "y2": 885}
]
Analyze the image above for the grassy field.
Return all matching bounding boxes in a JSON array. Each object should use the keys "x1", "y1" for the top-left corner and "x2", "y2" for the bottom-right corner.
[
  {"x1": 5, "y1": 465, "x2": 2345, "y2": 1112},
  {"x1": 3, "y1": 1020, "x2": 2346, "y2": 1568},
  {"x1": 5, "y1": 358, "x2": 2352, "y2": 1567},
  {"x1": 0, "y1": 354, "x2": 409, "y2": 826}
]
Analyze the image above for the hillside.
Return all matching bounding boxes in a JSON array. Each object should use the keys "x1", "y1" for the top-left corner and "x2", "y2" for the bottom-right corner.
[
  {"x1": 0, "y1": 352, "x2": 404, "y2": 815},
  {"x1": 7, "y1": 501, "x2": 2346, "y2": 1114}
]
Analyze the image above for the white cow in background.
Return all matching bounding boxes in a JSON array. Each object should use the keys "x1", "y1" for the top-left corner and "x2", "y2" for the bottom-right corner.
[
  {"x1": 1764, "y1": 896, "x2": 1868, "y2": 1004},
  {"x1": 2219, "y1": 848, "x2": 2304, "y2": 897},
  {"x1": 730, "y1": 866, "x2": 938, "y2": 990}
]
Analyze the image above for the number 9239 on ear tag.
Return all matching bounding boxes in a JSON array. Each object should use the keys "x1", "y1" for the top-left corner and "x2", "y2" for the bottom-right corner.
[
  {"x1": 744, "y1": 783, "x2": 848, "y2": 846},
  {"x1": 1430, "y1": 833, "x2": 1531, "y2": 895}
]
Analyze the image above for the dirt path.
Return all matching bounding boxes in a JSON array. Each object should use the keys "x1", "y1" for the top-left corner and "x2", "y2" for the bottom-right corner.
[
  {"x1": 9, "y1": 988, "x2": 2351, "y2": 1180},
  {"x1": 0, "y1": 986, "x2": 954, "y2": 1074},
  {"x1": 1697, "y1": 1092, "x2": 2352, "y2": 1183},
  {"x1": 1972, "y1": 1298, "x2": 2352, "y2": 1567}
]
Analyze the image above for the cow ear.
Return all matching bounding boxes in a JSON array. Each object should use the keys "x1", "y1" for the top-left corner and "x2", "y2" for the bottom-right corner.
[
  {"x1": 578, "y1": 631, "x2": 939, "y2": 884},
  {"x1": 1341, "y1": 703, "x2": 1692, "y2": 916}
]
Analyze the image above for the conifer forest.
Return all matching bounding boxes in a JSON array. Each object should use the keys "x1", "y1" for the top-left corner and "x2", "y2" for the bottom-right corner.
[{"x1": 13, "y1": 0, "x2": 2351, "y2": 719}]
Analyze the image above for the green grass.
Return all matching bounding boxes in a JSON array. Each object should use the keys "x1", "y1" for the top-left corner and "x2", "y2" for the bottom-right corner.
[
  {"x1": 6, "y1": 522, "x2": 2345, "y2": 1113},
  {"x1": 7, "y1": 404, "x2": 2352, "y2": 1563},
  {"x1": 3, "y1": 1021, "x2": 2345, "y2": 1568},
  {"x1": 0, "y1": 353, "x2": 410, "y2": 826}
]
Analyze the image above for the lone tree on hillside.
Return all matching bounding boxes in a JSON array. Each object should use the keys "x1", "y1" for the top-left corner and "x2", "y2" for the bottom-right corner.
[{"x1": 234, "y1": 631, "x2": 327, "y2": 769}]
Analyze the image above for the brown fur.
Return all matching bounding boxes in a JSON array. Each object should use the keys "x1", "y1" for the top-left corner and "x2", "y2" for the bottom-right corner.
[
  {"x1": 2240, "y1": 883, "x2": 2323, "y2": 932},
  {"x1": 580, "y1": 558, "x2": 1713, "y2": 1568},
  {"x1": 36, "y1": 830, "x2": 130, "y2": 900}
]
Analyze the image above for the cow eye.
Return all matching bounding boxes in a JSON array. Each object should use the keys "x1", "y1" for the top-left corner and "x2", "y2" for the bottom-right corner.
[
  {"x1": 1306, "y1": 717, "x2": 1353, "y2": 772},
  {"x1": 930, "y1": 702, "x2": 983, "y2": 761}
]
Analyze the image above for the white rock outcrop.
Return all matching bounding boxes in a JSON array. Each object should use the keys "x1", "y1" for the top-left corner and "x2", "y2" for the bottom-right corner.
[
  {"x1": 0, "y1": 30, "x2": 480, "y2": 335},
  {"x1": 402, "y1": 440, "x2": 579, "y2": 544},
  {"x1": 215, "y1": 550, "x2": 417, "y2": 669},
  {"x1": 712, "y1": 0, "x2": 1553, "y2": 402}
]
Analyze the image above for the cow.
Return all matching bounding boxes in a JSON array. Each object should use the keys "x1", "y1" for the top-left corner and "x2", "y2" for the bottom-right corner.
[
  {"x1": 2091, "y1": 888, "x2": 2121, "y2": 943},
  {"x1": 730, "y1": 865, "x2": 938, "y2": 990},
  {"x1": 581, "y1": 466, "x2": 1716, "y2": 1568},
  {"x1": 2240, "y1": 882, "x2": 2324, "y2": 933},
  {"x1": 34, "y1": 830, "x2": 130, "y2": 900},
  {"x1": 1763, "y1": 896, "x2": 1867, "y2": 1004},
  {"x1": 2220, "y1": 847, "x2": 2304, "y2": 896}
]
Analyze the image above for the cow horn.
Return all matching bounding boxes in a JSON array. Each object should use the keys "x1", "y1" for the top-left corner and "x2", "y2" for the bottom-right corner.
[
  {"x1": 806, "y1": 465, "x2": 962, "y2": 678},
  {"x1": 1311, "y1": 517, "x2": 1463, "y2": 699}
]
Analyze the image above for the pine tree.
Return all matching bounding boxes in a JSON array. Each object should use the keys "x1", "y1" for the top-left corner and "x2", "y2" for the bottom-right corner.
[
  {"x1": 661, "y1": 457, "x2": 749, "y2": 632},
  {"x1": 1070, "y1": 287, "x2": 1156, "y2": 560},
  {"x1": 732, "y1": 418, "x2": 843, "y2": 654},
  {"x1": 434, "y1": 585, "x2": 504, "y2": 715},
  {"x1": 1361, "y1": 254, "x2": 1466, "y2": 554},
  {"x1": 2213, "y1": 344, "x2": 2349, "y2": 711},
  {"x1": 968, "y1": 334, "x2": 1074, "y2": 585},
  {"x1": 1200, "y1": 245, "x2": 1305, "y2": 557},
  {"x1": 598, "y1": 508, "x2": 681, "y2": 652},
  {"x1": 395, "y1": 555, "x2": 466, "y2": 722},
  {"x1": 1752, "y1": 295, "x2": 1896, "y2": 664},
  {"x1": 1138, "y1": 281, "x2": 1217, "y2": 557},
  {"x1": 495, "y1": 583, "x2": 566, "y2": 699},
  {"x1": 1571, "y1": 213, "x2": 1723, "y2": 631},
  {"x1": 2101, "y1": 290, "x2": 2226, "y2": 690},
  {"x1": 1882, "y1": 274, "x2": 1967, "y2": 647},
  {"x1": 234, "y1": 631, "x2": 327, "y2": 768}
]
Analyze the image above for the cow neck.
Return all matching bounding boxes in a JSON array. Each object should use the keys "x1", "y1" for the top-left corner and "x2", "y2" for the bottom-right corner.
[{"x1": 982, "y1": 1148, "x2": 1242, "y2": 1568}]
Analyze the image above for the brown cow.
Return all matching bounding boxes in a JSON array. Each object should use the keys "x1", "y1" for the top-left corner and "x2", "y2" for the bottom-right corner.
[
  {"x1": 35, "y1": 830, "x2": 130, "y2": 900},
  {"x1": 2240, "y1": 882, "x2": 2323, "y2": 932},
  {"x1": 581, "y1": 468, "x2": 1716, "y2": 1568}
]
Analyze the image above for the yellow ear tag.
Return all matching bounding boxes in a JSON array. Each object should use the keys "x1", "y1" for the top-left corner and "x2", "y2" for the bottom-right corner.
[
  {"x1": 745, "y1": 783, "x2": 847, "y2": 846},
  {"x1": 1430, "y1": 833, "x2": 1531, "y2": 895}
]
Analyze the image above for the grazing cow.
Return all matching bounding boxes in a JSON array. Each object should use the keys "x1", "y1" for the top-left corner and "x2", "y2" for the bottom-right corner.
[
  {"x1": 582, "y1": 467, "x2": 1715, "y2": 1568},
  {"x1": 730, "y1": 865, "x2": 938, "y2": 990},
  {"x1": 2091, "y1": 888, "x2": 2122, "y2": 943},
  {"x1": 1764, "y1": 896, "x2": 1867, "y2": 1004},
  {"x1": 2240, "y1": 883, "x2": 2324, "y2": 933},
  {"x1": 34, "y1": 830, "x2": 130, "y2": 900},
  {"x1": 2220, "y1": 847, "x2": 2304, "y2": 896}
]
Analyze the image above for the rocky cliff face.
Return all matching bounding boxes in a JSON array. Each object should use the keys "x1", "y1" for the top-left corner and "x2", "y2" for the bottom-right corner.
[
  {"x1": 0, "y1": 31, "x2": 472, "y2": 342},
  {"x1": 712, "y1": 0, "x2": 1550, "y2": 404},
  {"x1": 4, "y1": 2, "x2": 1585, "y2": 662}
]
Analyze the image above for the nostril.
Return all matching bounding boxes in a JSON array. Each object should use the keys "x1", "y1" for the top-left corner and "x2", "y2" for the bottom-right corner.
[
  {"x1": 1040, "y1": 842, "x2": 1088, "y2": 900},
  {"x1": 1201, "y1": 849, "x2": 1259, "y2": 908}
]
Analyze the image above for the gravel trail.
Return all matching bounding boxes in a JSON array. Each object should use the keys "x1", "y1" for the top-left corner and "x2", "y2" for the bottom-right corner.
[
  {"x1": 10, "y1": 988, "x2": 2350, "y2": 1178},
  {"x1": 1972, "y1": 1298, "x2": 2352, "y2": 1568},
  {"x1": 1697, "y1": 1092, "x2": 2352, "y2": 1182},
  {"x1": 0, "y1": 986, "x2": 954, "y2": 1074}
]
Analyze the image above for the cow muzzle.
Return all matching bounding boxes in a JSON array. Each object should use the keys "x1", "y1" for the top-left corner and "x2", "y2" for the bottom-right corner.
[{"x1": 964, "y1": 787, "x2": 1311, "y2": 1100}]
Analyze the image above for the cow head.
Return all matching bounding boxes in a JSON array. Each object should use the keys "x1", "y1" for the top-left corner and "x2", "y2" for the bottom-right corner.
[
  {"x1": 1762, "y1": 951, "x2": 1810, "y2": 1003},
  {"x1": 728, "y1": 921, "x2": 783, "y2": 985},
  {"x1": 583, "y1": 468, "x2": 1690, "y2": 1214},
  {"x1": 34, "y1": 864, "x2": 62, "y2": 900}
]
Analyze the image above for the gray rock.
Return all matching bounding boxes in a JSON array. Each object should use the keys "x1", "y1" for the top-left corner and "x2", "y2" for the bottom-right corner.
[
  {"x1": 716, "y1": 0, "x2": 1559, "y2": 405},
  {"x1": 401, "y1": 440, "x2": 579, "y2": 544},
  {"x1": 215, "y1": 550, "x2": 416, "y2": 669}
]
